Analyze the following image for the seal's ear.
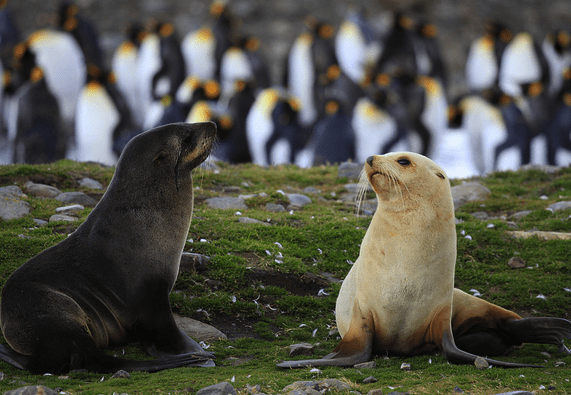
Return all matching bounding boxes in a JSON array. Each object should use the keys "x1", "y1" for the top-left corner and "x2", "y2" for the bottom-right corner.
[
  {"x1": 436, "y1": 172, "x2": 445, "y2": 180},
  {"x1": 153, "y1": 151, "x2": 169, "y2": 165}
]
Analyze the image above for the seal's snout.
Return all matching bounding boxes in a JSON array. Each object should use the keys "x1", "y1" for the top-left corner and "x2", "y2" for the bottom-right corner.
[{"x1": 366, "y1": 156, "x2": 375, "y2": 167}]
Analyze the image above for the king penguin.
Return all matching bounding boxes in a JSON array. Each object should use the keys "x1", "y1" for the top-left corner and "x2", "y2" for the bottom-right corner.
[
  {"x1": 75, "y1": 65, "x2": 123, "y2": 165},
  {"x1": 111, "y1": 23, "x2": 145, "y2": 128},
  {"x1": 56, "y1": 1, "x2": 103, "y2": 69},
  {"x1": 499, "y1": 30, "x2": 549, "y2": 97},
  {"x1": 11, "y1": 44, "x2": 64, "y2": 164},
  {"x1": 465, "y1": 21, "x2": 513, "y2": 91},
  {"x1": 310, "y1": 99, "x2": 355, "y2": 165},
  {"x1": 335, "y1": 7, "x2": 380, "y2": 86},
  {"x1": 26, "y1": 28, "x2": 86, "y2": 145}
]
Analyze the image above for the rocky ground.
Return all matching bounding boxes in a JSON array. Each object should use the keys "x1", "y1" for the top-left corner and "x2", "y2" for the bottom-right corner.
[{"x1": 7, "y1": 0, "x2": 571, "y2": 99}]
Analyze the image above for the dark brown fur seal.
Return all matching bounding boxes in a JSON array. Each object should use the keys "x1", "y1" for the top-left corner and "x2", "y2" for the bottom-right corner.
[
  {"x1": 0, "y1": 122, "x2": 218, "y2": 374},
  {"x1": 278, "y1": 152, "x2": 571, "y2": 369}
]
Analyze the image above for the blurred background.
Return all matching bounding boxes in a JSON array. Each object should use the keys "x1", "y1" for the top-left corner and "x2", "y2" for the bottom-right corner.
[{"x1": 1, "y1": 0, "x2": 571, "y2": 178}]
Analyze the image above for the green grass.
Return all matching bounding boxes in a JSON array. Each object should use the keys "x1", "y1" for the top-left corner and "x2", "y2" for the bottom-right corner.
[{"x1": 0, "y1": 161, "x2": 570, "y2": 394}]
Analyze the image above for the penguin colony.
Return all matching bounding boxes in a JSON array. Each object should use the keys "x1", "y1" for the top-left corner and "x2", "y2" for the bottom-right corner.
[{"x1": 0, "y1": 0, "x2": 570, "y2": 173}]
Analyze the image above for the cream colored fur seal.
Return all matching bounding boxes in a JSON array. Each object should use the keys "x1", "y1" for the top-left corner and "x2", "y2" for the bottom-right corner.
[
  {"x1": 278, "y1": 152, "x2": 571, "y2": 368},
  {"x1": 0, "y1": 122, "x2": 217, "y2": 374}
]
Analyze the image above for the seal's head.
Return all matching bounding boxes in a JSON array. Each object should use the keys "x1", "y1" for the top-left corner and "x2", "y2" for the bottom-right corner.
[
  {"x1": 110, "y1": 122, "x2": 217, "y2": 203},
  {"x1": 360, "y1": 152, "x2": 453, "y2": 217}
]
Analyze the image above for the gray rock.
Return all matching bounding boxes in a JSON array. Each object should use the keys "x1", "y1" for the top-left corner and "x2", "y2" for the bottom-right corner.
[
  {"x1": 474, "y1": 356, "x2": 489, "y2": 370},
  {"x1": 510, "y1": 210, "x2": 532, "y2": 220},
  {"x1": 206, "y1": 197, "x2": 248, "y2": 210},
  {"x1": 173, "y1": 314, "x2": 227, "y2": 342},
  {"x1": 303, "y1": 186, "x2": 321, "y2": 194},
  {"x1": 55, "y1": 192, "x2": 97, "y2": 207},
  {"x1": 338, "y1": 161, "x2": 362, "y2": 180},
  {"x1": 33, "y1": 218, "x2": 48, "y2": 226},
  {"x1": 0, "y1": 185, "x2": 25, "y2": 198},
  {"x1": 24, "y1": 181, "x2": 61, "y2": 198},
  {"x1": 520, "y1": 163, "x2": 561, "y2": 174},
  {"x1": 471, "y1": 211, "x2": 489, "y2": 220},
  {"x1": 400, "y1": 362, "x2": 411, "y2": 371},
  {"x1": 78, "y1": 177, "x2": 103, "y2": 189},
  {"x1": 507, "y1": 257, "x2": 526, "y2": 269},
  {"x1": 266, "y1": 203, "x2": 286, "y2": 212},
  {"x1": 345, "y1": 183, "x2": 361, "y2": 193},
  {"x1": 362, "y1": 376, "x2": 377, "y2": 384},
  {"x1": 111, "y1": 369, "x2": 130, "y2": 379},
  {"x1": 507, "y1": 230, "x2": 571, "y2": 241},
  {"x1": 55, "y1": 204, "x2": 85, "y2": 214},
  {"x1": 223, "y1": 186, "x2": 242, "y2": 193},
  {"x1": 283, "y1": 380, "x2": 351, "y2": 394},
  {"x1": 288, "y1": 342, "x2": 314, "y2": 356},
  {"x1": 366, "y1": 390, "x2": 384, "y2": 395},
  {"x1": 179, "y1": 252, "x2": 210, "y2": 272},
  {"x1": 0, "y1": 197, "x2": 31, "y2": 220},
  {"x1": 453, "y1": 386, "x2": 464, "y2": 393},
  {"x1": 49, "y1": 214, "x2": 77, "y2": 223},
  {"x1": 287, "y1": 193, "x2": 312, "y2": 207},
  {"x1": 354, "y1": 361, "x2": 377, "y2": 369},
  {"x1": 547, "y1": 201, "x2": 571, "y2": 212},
  {"x1": 451, "y1": 182, "x2": 491, "y2": 210},
  {"x1": 196, "y1": 382, "x2": 236, "y2": 395},
  {"x1": 238, "y1": 217, "x2": 270, "y2": 226},
  {"x1": 245, "y1": 384, "x2": 261, "y2": 394},
  {"x1": 3, "y1": 386, "x2": 58, "y2": 395},
  {"x1": 492, "y1": 392, "x2": 534, "y2": 395}
]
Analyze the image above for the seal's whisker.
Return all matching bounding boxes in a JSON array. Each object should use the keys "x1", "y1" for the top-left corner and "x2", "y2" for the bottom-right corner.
[{"x1": 355, "y1": 167, "x2": 369, "y2": 216}]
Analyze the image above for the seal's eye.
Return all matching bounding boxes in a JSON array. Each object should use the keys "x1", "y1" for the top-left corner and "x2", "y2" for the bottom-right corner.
[{"x1": 397, "y1": 158, "x2": 410, "y2": 166}]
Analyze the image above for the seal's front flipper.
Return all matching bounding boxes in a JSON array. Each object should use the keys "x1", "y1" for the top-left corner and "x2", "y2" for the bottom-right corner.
[
  {"x1": 277, "y1": 304, "x2": 374, "y2": 369},
  {"x1": 504, "y1": 317, "x2": 571, "y2": 353}
]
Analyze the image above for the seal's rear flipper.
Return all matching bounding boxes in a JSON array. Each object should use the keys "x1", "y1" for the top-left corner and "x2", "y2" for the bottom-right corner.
[
  {"x1": 441, "y1": 329, "x2": 543, "y2": 368},
  {"x1": 0, "y1": 344, "x2": 29, "y2": 370},
  {"x1": 504, "y1": 317, "x2": 571, "y2": 354},
  {"x1": 89, "y1": 352, "x2": 215, "y2": 373}
]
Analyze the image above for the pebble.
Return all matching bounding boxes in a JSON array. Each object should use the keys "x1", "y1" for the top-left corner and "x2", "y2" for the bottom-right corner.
[
  {"x1": 288, "y1": 343, "x2": 314, "y2": 356},
  {"x1": 173, "y1": 314, "x2": 227, "y2": 342},
  {"x1": 196, "y1": 381, "x2": 236, "y2": 395},
  {"x1": 206, "y1": 197, "x2": 248, "y2": 210},
  {"x1": 287, "y1": 193, "x2": 312, "y2": 208},
  {"x1": 78, "y1": 177, "x2": 103, "y2": 190},
  {"x1": 366, "y1": 390, "x2": 384, "y2": 395},
  {"x1": 49, "y1": 214, "x2": 77, "y2": 223},
  {"x1": 400, "y1": 362, "x2": 411, "y2": 371},
  {"x1": 338, "y1": 161, "x2": 362, "y2": 180},
  {"x1": 238, "y1": 217, "x2": 270, "y2": 226},
  {"x1": 179, "y1": 252, "x2": 210, "y2": 272},
  {"x1": 354, "y1": 361, "x2": 377, "y2": 369},
  {"x1": 362, "y1": 376, "x2": 377, "y2": 384},
  {"x1": 25, "y1": 181, "x2": 61, "y2": 198},
  {"x1": 474, "y1": 356, "x2": 489, "y2": 370},
  {"x1": 266, "y1": 203, "x2": 286, "y2": 212},
  {"x1": 111, "y1": 370, "x2": 130, "y2": 379},
  {"x1": 507, "y1": 230, "x2": 571, "y2": 241},
  {"x1": 450, "y1": 182, "x2": 491, "y2": 210},
  {"x1": 55, "y1": 204, "x2": 85, "y2": 214},
  {"x1": 55, "y1": 192, "x2": 97, "y2": 207},
  {"x1": 546, "y1": 201, "x2": 571, "y2": 212},
  {"x1": 0, "y1": 196, "x2": 31, "y2": 220},
  {"x1": 510, "y1": 210, "x2": 532, "y2": 220},
  {"x1": 303, "y1": 187, "x2": 321, "y2": 194},
  {"x1": 0, "y1": 185, "x2": 26, "y2": 198},
  {"x1": 3, "y1": 385, "x2": 59, "y2": 395},
  {"x1": 507, "y1": 257, "x2": 526, "y2": 269},
  {"x1": 282, "y1": 379, "x2": 351, "y2": 394}
]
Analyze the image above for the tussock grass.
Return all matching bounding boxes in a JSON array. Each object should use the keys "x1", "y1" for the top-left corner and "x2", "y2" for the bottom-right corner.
[{"x1": 0, "y1": 161, "x2": 570, "y2": 394}]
